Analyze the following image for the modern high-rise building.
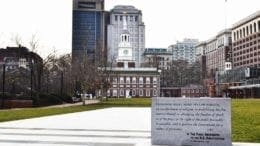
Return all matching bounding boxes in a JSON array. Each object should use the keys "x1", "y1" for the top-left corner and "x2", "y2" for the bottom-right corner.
[
  {"x1": 169, "y1": 38, "x2": 198, "y2": 63},
  {"x1": 231, "y1": 11, "x2": 260, "y2": 69},
  {"x1": 72, "y1": 0, "x2": 108, "y2": 63},
  {"x1": 107, "y1": 5, "x2": 145, "y2": 67}
]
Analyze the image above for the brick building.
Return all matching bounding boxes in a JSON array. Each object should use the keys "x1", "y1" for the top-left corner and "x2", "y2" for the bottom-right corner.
[
  {"x1": 232, "y1": 11, "x2": 260, "y2": 68},
  {"x1": 106, "y1": 68, "x2": 160, "y2": 98}
]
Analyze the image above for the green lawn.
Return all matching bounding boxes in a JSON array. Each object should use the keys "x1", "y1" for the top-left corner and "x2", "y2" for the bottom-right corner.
[
  {"x1": 232, "y1": 99, "x2": 260, "y2": 142},
  {"x1": 0, "y1": 98, "x2": 259, "y2": 143}
]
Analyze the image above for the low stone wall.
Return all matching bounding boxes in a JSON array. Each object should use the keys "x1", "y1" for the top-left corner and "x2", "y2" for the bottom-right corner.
[{"x1": 3, "y1": 100, "x2": 33, "y2": 108}]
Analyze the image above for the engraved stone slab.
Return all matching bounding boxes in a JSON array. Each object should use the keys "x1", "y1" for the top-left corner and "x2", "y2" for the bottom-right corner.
[{"x1": 151, "y1": 97, "x2": 232, "y2": 146}]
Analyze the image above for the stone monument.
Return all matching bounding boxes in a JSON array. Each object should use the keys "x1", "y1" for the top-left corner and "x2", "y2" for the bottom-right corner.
[{"x1": 151, "y1": 97, "x2": 232, "y2": 146}]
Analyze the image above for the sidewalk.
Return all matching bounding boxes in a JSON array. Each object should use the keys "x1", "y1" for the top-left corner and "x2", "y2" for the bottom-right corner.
[
  {"x1": 42, "y1": 99, "x2": 100, "y2": 108},
  {"x1": 0, "y1": 99, "x2": 100, "y2": 111}
]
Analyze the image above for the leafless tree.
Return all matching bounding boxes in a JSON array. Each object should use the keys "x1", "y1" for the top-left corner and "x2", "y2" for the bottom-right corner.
[
  {"x1": 11, "y1": 34, "x2": 23, "y2": 46},
  {"x1": 163, "y1": 60, "x2": 202, "y2": 87}
]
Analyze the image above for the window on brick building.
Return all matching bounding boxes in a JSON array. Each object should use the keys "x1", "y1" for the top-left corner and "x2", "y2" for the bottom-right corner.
[
  {"x1": 243, "y1": 28, "x2": 245, "y2": 37},
  {"x1": 130, "y1": 90, "x2": 135, "y2": 96},
  {"x1": 146, "y1": 77, "x2": 150, "y2": 84},
  {"x1": 153, "y1": 90, "x2": 157, "y2": 96},
  {"x1": 254, "y1": 23, "x2": 257, "y2": 32},
  {"x1": 120, "y1": 77, "x2": 124, "y2": 84},
  {"x1": 113, "y1": 90, "x2": 117, "y2": 97},
  {"x1": 139, "y1": 77, "x2": 143, "y2": 84},
  {"x1": 113, "y1": 77, "x2": 117, "y2": 83},
  {"x1": 246, "y1": 26, "x2": 249, "y2": 36},
  {"x1": 120, "y1": 90, "x2": 124, "y2": 96},
  {"x1": 146, "y1": 90, "x2": 150, "y2": 97},
  {"x1": 250, "y1": 24, "x2": 253, "y2": 34},
  {"x1": 132, "y1": 77, "x2": 136, "y2": 84},
  {"x1": 126, "y1": 77, "x2": 130, "y2": 84},
  {"x1": 258, "y1": 21, "x2": 260, "y2": 31},
  {"x1": 139, "y1": 89, "x2": 143, "y2": 96}
]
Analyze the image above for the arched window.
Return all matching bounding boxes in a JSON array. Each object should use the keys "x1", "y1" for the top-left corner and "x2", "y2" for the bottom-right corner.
[
  {"x1": 246, "y1": 26, "x2": 249, "y2": 36},
  {"x1": 250, "y1": 24, "x2": 252, "y2": 34},
  {"x1": 243, "y1": 28, "x2": 245, "y2": 37},
  {"x1": 125, "y1": 35, "x2": 127, "y2": 41},
  {"x1": 258, "y1": 21, "x2": 260, "y2": 32},
  {"x1": 254, "y1": 23, "x2": 256, "y2": 32}
]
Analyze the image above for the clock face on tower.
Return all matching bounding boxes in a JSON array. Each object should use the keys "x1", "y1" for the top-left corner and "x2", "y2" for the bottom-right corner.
[{"x1": 123, "y1": 49, "x2": 128, "y2": 55}]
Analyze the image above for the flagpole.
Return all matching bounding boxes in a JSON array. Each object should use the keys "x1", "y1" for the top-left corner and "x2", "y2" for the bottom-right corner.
[{"x1": 224, "y1": 0, "x2": 227, "y2": 29}]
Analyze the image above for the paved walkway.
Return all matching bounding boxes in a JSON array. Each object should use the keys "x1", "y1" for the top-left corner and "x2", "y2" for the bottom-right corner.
[
  {"x1": 42, "y1": 99, "x2": 100, "y2": 108},
  {"x1": 0, "y1": 100, "x2": 100, "y2": 111},
  {"x1": 0, "y1": 108, "x2": 259, "y2": 146}
]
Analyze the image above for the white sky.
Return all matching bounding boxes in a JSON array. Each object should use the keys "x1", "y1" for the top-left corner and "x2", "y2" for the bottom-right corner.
[{"x1": 0, "y1": 0, "x2": 259, "y2": 58}]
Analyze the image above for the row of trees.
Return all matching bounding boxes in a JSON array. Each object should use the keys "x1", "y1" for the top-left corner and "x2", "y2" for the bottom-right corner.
[
  {"x1": 0, "y1": 34, "x2": 117, "y2": 106},
  {"x1": 146, "y1": 59, "x2": 203, "y2": 87}
]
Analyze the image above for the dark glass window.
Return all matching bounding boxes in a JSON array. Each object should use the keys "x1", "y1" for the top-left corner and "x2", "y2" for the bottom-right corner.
[
  {"x1": 78, "y1": 2, "x2": 96, "y2": 9},
  {"x1": 115, "y1": 15, "x2": 117, "y2": 21},
  {"x1": 120, "y1": 15, "x2": 122, "y2": 21},
  {"x1": 135, "y1": 16, "x2": 138, "y2": 21}
]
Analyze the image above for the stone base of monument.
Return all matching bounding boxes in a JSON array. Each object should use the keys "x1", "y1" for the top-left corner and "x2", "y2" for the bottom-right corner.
[{"x1": 0, "y1": 107, "x2": 259, "y2": 146}]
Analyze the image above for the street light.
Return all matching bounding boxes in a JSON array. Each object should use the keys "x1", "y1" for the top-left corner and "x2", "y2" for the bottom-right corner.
[{"x1": 1, "y1": 63, "x2": 5, "y2": 108}]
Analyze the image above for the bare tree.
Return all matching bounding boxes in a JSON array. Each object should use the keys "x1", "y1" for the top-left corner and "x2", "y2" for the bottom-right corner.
[
  {"x1": 29, "y1": 34, "x2": 40, "y2": 53},
  {"x1": 11, "y1": 34, "x2": 23, "y2": 46},
  {"x1": 164, "y1": 60, "x2": 202, "y2": 87}
]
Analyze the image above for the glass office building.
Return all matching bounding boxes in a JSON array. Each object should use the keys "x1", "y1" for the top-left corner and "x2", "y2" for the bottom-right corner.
[{"x1": 72, "y1": 0, "x2": 107, "y2": 63}]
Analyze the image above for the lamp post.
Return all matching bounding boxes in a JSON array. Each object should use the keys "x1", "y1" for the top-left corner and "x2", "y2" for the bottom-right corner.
[
  {"x1": 1, "y1": 64, "x2": 5, "y2": 108},
  {"x1": 30, "y1": 58, "x2": 33, "y2": 99},
  {"x1": 60, "y1": 71, "x2": 64, "y2": 96}
]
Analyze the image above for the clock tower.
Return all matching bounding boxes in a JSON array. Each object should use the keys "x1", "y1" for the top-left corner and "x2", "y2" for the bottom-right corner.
[{"x1": 117, "y1": 14, "x2": 135, "y2": 68}]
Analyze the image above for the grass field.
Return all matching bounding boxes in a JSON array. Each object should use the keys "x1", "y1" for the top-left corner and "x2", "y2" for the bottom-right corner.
[{"x1": 0, "y1": 98, "x2": 259, "y2": 142}]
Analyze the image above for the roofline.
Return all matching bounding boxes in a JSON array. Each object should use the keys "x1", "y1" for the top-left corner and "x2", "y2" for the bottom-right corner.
[{"x1": 232, "y1": 10, "x2": 260, "y2": 30}]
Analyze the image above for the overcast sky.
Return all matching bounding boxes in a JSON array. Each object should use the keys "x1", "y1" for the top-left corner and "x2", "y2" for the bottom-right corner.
[{"x1": 0, "y1": 0, "x2": 259, "y2": 58}]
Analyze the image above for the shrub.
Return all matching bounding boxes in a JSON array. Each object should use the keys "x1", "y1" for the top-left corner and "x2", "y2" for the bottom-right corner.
[
  {"x1": 38, "y1": 93, "x2": 63, "y2": 106},
  {"x1": 51, "y1": 94, "x2": 73, "y2": 103}
]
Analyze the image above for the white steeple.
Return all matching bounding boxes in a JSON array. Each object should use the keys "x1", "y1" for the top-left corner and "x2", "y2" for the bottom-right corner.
[
  {"x1": 117, "y1": 14, "x2": 135, "y2": 68},
  {"x1": 123, "y1": 14, "x2": 127, "y2": 30}
]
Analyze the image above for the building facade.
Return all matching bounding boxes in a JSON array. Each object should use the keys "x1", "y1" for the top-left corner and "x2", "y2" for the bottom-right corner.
[
  {"x1": 231, "y1": 11, "x2": 260, "y2": 69},
  {"x1": 169, "y1": 38, "x2": 198, "y2": 64},
  {"x1": 107, "y1": 5, "x2": 145, "y2": 67},
  {"x1": 104, "y1": 14, "x2": 160, "y2": 98},
  {"x1": 72, "y1": 0, "x2": 108, "y2": 63},
  {"x1": 143, "y1": 48, "x2": 172, "y2": 70},
  {"x1": 0, "y1": 46, "x2": 42, "y2": 71},
  {"x1": 0, "y1": 46, "x2": 43, "y2": 95},
  {"x1": 202, "y1": 29, "x2": 232, "y2": 77},
  {"x1": 106, "y1": 68, "x2": 160, "y2": 98}
]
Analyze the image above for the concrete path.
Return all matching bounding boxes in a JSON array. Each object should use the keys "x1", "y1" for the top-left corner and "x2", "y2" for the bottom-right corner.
[
  {"x1": 0, "y1": 108, "x2": 259, "y2": 146},
  {"x1": 42, "y1": 99, "x2": 100, "y2": 108}
]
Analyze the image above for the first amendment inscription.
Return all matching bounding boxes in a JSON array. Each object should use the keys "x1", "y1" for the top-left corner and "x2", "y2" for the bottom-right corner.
[{"x1": 151, "y1": 97, "x2": 231, "y2": 146}]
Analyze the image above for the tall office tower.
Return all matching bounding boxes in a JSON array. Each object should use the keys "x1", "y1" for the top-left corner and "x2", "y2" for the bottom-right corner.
[
  {"x1": 232, "y1": 11, "x2": 260, "y2": 69},
  {"x1": 107, "y1": 5, "x2": 145, "y2": 67},
  {"x1": 169, "y1": 38, "x2": 199, "y2": 63},
  {"x1": 72, "y1": 0, "x2": 107, "y2": 64}
]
